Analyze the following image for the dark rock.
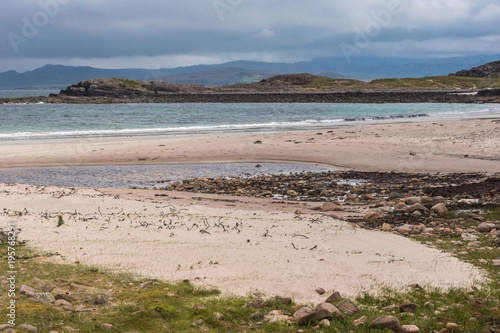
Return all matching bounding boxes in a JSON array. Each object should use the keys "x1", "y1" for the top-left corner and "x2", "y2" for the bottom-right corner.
[
  {"x1": 298, "y1": 309, "x2": 333, "y2": 326},
  {"x1": 400, "y1": 303, "x2": 421, "y2": 313},
  {"x1": 250, "y1": 312, "x2": 265, "y2": 321},
  {"x1": 370, "y1": 315, "x2": 403, "y2": 333},
  {"x1": 316, "y1": 302, "x2": 343, "y2": 320},
  {"x1": 41, "y1": 283, "x2": 57, "y2": 292},
  {"x1": 325, "y1": 291, "x2": 342, "y2": 304},
  {"x1": 93, "y1": 295, "x2": 105, "y2": 305},
  {"x1": 315, "y1": 287, "x2": 326, "y2": 295},
  {"x1": 337, "y1": 300, "x2": 359, "y2": 316},
  {"x1": 245, "y1": 298, "x2": 271, "y2": 309}
]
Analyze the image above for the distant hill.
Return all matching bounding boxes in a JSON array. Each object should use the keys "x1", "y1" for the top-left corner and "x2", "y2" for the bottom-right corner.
[
  {"x1": 450, "y1": 60, "x2": 500, "y2": 78},
  {"x1": 160, "y1": 67, "x2": 279, "y2": 86},
  {"x1": 2, "y1": 55, "x2": 500, "y2": 89}
]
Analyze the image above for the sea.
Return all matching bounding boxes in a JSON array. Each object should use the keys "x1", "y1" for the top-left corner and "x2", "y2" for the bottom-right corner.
[{"x1": 1, "y1": 92, "x2": 499, "y2": 188}]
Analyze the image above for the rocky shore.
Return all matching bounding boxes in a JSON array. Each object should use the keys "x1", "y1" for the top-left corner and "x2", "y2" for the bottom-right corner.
[{"x1": 160, "y1": 170, "x2": 500, "y2": 239}]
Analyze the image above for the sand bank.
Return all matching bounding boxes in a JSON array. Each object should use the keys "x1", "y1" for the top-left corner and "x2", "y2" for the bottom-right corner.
[
  {"x1": 0, "y1": 183, "x2": 484, "y2": 303},
  {"x1": 1, "y1": 117, "x2": 499, "y2": 173}
]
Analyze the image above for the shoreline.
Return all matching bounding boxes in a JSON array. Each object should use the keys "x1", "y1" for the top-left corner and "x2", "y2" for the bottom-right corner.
[{"x1": 1, "y1": 115, "x2": 499, "y2": 173}]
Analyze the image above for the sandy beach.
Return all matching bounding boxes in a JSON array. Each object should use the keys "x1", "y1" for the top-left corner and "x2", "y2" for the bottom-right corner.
[
  {"x1": 1, "y1": 116, "x2": 499, "y2": 303},
  {"x1": 1, "y1": 116, "x2": 500, "y2": 173}
]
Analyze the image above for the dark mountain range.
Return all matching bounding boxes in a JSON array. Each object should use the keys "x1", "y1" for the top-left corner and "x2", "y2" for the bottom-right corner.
[
  {"x1": 1, "y1": 55, "x2": 500, "y2": 89},
  {"x1": 159, "y1": 67, "x2": 279, "y2": 86}
]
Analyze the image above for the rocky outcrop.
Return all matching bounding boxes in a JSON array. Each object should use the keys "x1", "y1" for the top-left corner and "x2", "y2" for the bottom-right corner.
[
  {"x1": 450, "y1": 60, "x2": 500, "y2": 78},
  {"x1": 59, "y1": 78, "x2": 208, "y2": 97},
  {"x1": 2, "y1": 74, "x2": 500, "y2": 104}
]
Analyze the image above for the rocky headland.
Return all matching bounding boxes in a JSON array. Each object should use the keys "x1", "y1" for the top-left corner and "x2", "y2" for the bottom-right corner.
[{"x1": 2, "y1": 73, "x2": 500, "y2": 104}]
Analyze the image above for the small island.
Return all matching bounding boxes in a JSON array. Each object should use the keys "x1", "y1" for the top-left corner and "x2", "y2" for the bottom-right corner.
[{"x1": 2, "y1": 61, "x2": 500, "y2": 104}]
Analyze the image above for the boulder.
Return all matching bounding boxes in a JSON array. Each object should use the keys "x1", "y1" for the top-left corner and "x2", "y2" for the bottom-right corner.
[
  {"x1": 337, "y1": 300, "x2": 359, "y2": 316},
  {"x1": 370, "y1": 315, "x2": 403, "y2": 333},
  {"x1": 292, "y1": 307, "x2": 314, "y2": 321},
  {"x1": 477, "y1": 222, "x2": 496, "y2": 233},
  {"x1": 325, "y1": 291, "x2": 342, "y2": 303},
  {"x1": 322, "y1": 202, "x2": 344, "y2": 212},
  {"x1": 431, "y1": 203, "x2": 447, "y2": 216},
  {"x1": 298, "y1": 309, "x2": 333, "y2": 326},
  {"x1": 405, "y1": 197, "x2": 421, "y2": 205},
  {"x1": 364, "y1": 212, "x2": 382, "y2": 221},
  {"x1": 405, "y1": 203, "x2": 429, "y2": 214},
  {"x1": 316, "y1": 302, "x2": 343, "y2": 320}
]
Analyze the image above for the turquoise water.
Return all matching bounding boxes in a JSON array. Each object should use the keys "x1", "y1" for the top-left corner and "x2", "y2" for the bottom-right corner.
[{"x1": 0, "y1": 102, "x2": 499, "y2": 140}]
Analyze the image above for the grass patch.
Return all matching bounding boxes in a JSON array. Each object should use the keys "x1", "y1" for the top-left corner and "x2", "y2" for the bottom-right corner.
[
  {"x1": 112, "y1": 78, "x2": 142, "y2": 89},
  {"x1": 57, "y1": 215, "x2": 64, "y2": 227},
  {"x1": 300, "y1": 75, "x2": 500, "y2": 91}
]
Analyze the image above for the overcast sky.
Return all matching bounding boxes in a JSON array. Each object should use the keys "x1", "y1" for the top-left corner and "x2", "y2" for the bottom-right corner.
[{"x1": 1, "y1": 0, "x2": 500, "y2": 73}]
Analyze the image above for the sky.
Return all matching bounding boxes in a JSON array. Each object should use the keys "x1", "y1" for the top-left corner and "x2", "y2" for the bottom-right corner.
[{"x1": 1, "y1": 0, "x2": 500, "y2": 73}]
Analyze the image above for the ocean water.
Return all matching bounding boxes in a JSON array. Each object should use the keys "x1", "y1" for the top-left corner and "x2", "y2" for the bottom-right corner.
[
  {"x1": 0, "y1": 89, "x2": 60, "y2": 98},
  {"x1": 0, "y1": 102, "x2": 499, "y2": 140}
]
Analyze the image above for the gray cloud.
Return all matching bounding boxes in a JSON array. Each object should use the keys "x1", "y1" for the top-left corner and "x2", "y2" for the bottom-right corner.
[{"x1": 1, "y1": 0, "x2": 500, "y2": 72}]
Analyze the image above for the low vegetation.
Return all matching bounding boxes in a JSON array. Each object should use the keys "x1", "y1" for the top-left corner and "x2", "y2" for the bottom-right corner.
[{"x1": 302, "y1": 75, "x2": 500, "y2": 91}]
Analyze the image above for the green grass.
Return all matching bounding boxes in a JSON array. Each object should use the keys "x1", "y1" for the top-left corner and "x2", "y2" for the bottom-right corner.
[
  {"x1": 301, "y1": 75, "x2": 500, "y2": 91},
  {"x1": 113, "y1": 78, "x2": 142, "y2": 89}
]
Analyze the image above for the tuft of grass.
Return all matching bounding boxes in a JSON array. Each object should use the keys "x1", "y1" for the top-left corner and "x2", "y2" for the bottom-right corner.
[
  {"x1": 113, "y1": 78, "x2": 141, "y2": 89},
  {"x1": 57, "y1": 215, "x2": 64, "y2": 227},
  {"x1": 298, "y1": 74, "x2": 500, "y2": 91}
]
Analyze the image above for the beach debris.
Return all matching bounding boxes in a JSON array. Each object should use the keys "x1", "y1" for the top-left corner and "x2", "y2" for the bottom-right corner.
[{"x1": 353, "y1": 316, "x2": 367, "y2": 327}]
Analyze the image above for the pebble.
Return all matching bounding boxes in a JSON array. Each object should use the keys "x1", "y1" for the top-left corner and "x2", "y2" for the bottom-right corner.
[
  {"x1": 18, "y1": 324, "x2": 38, "y2": 332},
  {"x1": 445, "y1": 322, "x2": 459, "y2": 331},
  {"x1": 93, "y1": 295, "x2": 105, "y2": 305},
  {"x1": 100, "y1": 323, "x2": 114, "y2": 330},
  {"x1": 250, "y1": 312, "x2": 265, "y2": 321},
  {"x1": 41, "y1": 283, "x2": 57, "y2": 292},
  {"x1": 214, "y1": 312, "x2": 225, "y2": 321},
  {"x1": 400, "y1": 303, "x2": 420, "y2": 313},
  {"x1": 191, "y1": 319, "x2": 205, "y2": 326},
  {"x1": 402, "y1": 324, "x2": 420, "y2": 332},
  {"x1": 315, "y1": 287, "x2": 325, "y2": 295},
  {"x1": 322, "y1": 202, "x2": 344, "y2": 212}
]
